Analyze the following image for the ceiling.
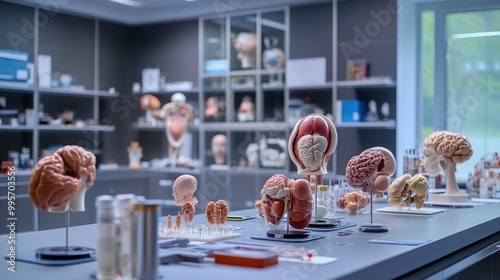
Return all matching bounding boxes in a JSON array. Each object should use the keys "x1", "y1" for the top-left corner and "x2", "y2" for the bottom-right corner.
[{"x1": 12, "y1": 0, "x2": 331, "y2": 25}]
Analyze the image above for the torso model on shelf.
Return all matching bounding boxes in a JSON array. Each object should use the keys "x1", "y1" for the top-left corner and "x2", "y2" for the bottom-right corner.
[{"x1": 157, "y1": 92, "x2": 194, "y2": 167}]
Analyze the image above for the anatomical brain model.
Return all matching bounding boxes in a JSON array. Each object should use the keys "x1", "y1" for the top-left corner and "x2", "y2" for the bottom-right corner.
[
  {"x1": 257, "y1": 174, "x2": 313, "y2": 229},
  {"x1": 388, "y1": 174, "x2": 428, "y2": 209},
  {"x1": 346, "y1": 148, "x2": 386, "y2": 191},
  {"x1": 288, "y1": 114, "x2": 338, "y2": 187},
  {"x1": 422, "y1": 130, "x2": 473, "y2": 202},
  {"x1": 29, "y1": 145, "x2": 96, "y2": 212}
]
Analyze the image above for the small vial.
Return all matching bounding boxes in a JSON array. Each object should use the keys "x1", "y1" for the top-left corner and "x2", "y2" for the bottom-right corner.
[{"x1": 96, "y1": 195, "x2": 116, "y2": 280}]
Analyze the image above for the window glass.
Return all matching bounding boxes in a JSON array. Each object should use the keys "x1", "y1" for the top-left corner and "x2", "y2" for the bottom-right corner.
[
  {"x1": 421, "y1": 10, "x2": 435, "y2": 139},
  {"x1": 445, "y1": 9, "x2": 500, "y2": 179}
]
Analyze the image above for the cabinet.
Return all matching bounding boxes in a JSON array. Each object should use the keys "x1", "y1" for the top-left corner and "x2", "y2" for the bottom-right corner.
[
  {"x1": 199, "y1": 8, "x2": 290, "y2": 210},
  {"x1": 200, "y1": 7, "x2": 289, "y2": 168},
  {"x1": 0, "y1": 2, "x2": 118, "y2": 167}
]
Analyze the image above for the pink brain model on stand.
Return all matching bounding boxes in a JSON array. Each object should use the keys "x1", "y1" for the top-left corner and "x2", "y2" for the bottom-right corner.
[
  {"x1": 346, "y1": 148, "x2": 385, "y2": 191},
  {"x1": 288, "y1": 114, "x2": 338, "y2": 186},
  {"x1": 29, "y1": 145, "x2": 96, "y2": 211}
]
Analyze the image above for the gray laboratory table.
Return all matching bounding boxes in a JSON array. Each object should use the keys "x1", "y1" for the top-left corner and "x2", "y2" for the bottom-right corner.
[{"x1": 1, "y1": 202, "x2": 500, "y2": 280}]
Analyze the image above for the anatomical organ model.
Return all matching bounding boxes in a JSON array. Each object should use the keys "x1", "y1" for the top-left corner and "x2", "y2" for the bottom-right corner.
[
  {"x1": 157, "y1": 92, "x2": 194, "y2": 167},
  {"x1": 257, "y1": 174, "x2": 313, "y2": 232},
  {"x1": 28, "y1": 145, "x2": 97, "y2": 260},
  {"x1": 288, "y1": 114, "x2": 338, "y2": 187},
  {"x1": 345, "y1": 147, "x2": 395, "y2": 232},
  {"x1": 388, "y1": 174, "x2": 428, "y2": 209}
]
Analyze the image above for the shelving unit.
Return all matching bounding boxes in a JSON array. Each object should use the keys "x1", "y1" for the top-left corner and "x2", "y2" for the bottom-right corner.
[{"x1": 0, "y1": 3, "x2": 118, "y2": 166}]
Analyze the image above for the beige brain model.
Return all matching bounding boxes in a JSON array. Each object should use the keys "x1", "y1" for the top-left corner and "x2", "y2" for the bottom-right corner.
[
  {"x1": 346, "y1": 148, "x2": 385, "y2": 191},
  {"x1": 29, "y1": 145, "x2": 96, "y2": 211},
  {"x1": 205, "y1": 200, "x2": 228, "y2": 225},
  {"x1": 423, "y1": 131, "x2": 473, "y2": 164},
  {"x1": 388, "y1": 174, "x2": 428, "y2": 208}
]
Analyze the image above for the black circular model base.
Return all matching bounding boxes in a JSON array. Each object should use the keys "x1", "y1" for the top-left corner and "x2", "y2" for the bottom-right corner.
[
  {"x1": 359, "y1": 223, "x2": 389, "y2": 233},
  {"x1": 36, "y1": 246, "x2": 95, "y2": 260},
  {"x1": 266, "y1": 229, "x2": 310, "y2": 239},
  {"x1": 308, "y1": 219, "x2": 341, "y2": 228}
]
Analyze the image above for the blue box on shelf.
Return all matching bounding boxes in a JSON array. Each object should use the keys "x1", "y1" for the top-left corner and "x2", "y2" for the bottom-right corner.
[
  {"x1": 341, "y1": 100, "x2": 366, "y2": 122},
  {"x1": 0, "y1": 49, "x2": 29, "y2": 83},
  {"x1": 204, "y1": 59, "x2": 228, "y2": 74}
]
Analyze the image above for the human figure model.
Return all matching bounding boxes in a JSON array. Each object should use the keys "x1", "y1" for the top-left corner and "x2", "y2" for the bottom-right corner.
[
  {"x1": 211, "y1": 134, "x2": 227, "y2": 165},
  {"x1": 127, "y1": 141, "x2": 143, "y2": 169},
  {"x1": 172, "y1": 174, "x2": 198, "y2": 225},
  {"x1": 422, "y1": 130, "x2": 473, "y2": 203},
  {"x1": 157, "y1": 92, "x2": 194, "y2": 167},
  {"x1": 237, "y1": 95, "x2": 255, "y2": 122}
]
